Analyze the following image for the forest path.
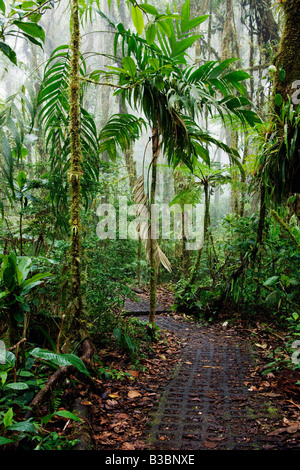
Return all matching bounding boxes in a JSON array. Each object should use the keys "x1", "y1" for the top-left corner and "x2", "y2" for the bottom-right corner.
[
  {"x1": 123, "y1": 292, "x2": 300, "y2": 450},
  {"x1": 140, "y1": 314, "x2": 270, "y2": 450}
]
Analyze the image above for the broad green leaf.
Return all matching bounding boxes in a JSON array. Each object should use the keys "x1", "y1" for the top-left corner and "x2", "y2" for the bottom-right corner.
[
  {"x1": 20, "y1": 32, "x2": 43, "y2": 48},
  {"x1": 263, "y1": 276, "x2": 279, "y2": 287},
  {"x1": 157, "y1": 20, "x2": 172, "y2": 38},
  {"x1": 181, "y1": 15, "x2": 209, "y2": 33},
  {"x1": 278, "y1": 68, "x2": 286, "y2": 82},
  {"x1": 21, "y1": 1, "x2": 37, "y2": 8},
  {"x1": 264, "y1": 290, "x2": 281, "y2": 306},
  {"x1": 12, "y1": 21, "x2": 45, "y2": 42},
  {"x1": 8, "y1": 419, "x2": 37, "y2": 433},
  {"x1": 6, "y1": 382, "x2": 29, "y2": 390},
  {"x1": 3, "y1": 408, "x2": 13, "y2": 428},
  {"x1": 148, "y1": 58, "x2": 160, "y2": 71},
  {"x1": 0, "y1": 437, "x2": 14, "y2": 445},
  {"x1": 106, "y1": 65, "x2": 128, "y2": 74},
  {"x1": 139, "y1": 4, "x2": 158, "y2": 15},
  {"x1": 0, "y1": 291, "x2": 8, "y2": 300},
  {"x1": 0, "y1": 42, "x2": 17, "y2": 65},
  {"x1": 3, "y1": 351, "x2": 16, "y2": 368},
  {"x1": 171, "y1": 36, "x2": 201, "y2": 58},
  {"x1": 55, "y1": 410, "x2": 83, "y2": 422},
  {"x1": 181, "y1": 0, "x2": 190, "y2": 21},
  {"x1": 3, "y1": 263, "x2": 16, "y2": 291},
  {"x1": 131, "y1": 5, "x2": 144, "y2": 36},
  {"x1": 122, "y1": 57, "x2": 137, "y2": 78},
  {"x1": 274, "y1": 93, "x2": 283, "y2": 107},
  {"x1": 21, "y1": 271, "x2": 51, "y2": 289},
  {"x1": 0, "y1": 371, "x2": 7, "y2": 386},
  {"x1": 145, "y1": 23, "x2": 156, "y2": 45},
  {"x1": 223, "y1": 70, "x2": 251, "y2": 82},
  {"x1": 30, "y1": 348, "x2": 90, "y2": 376},
  {"x1": 208, "y1": 58, "x2": 237, "y2": 79},
  {"x1": 17, "y1": 170, "x2": 27, "y2": 190},
  {"x1": 0, "y1": 0, "x2": 5, "y2": 14},
  {"x1": 16, "y1": 256, "x2": 31, "y2": 283}
]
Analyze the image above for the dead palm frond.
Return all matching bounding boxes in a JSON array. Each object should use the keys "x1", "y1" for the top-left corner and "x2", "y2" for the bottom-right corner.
[{"x1": 132, "y1": 175, "x2": 172, "y2": 273}]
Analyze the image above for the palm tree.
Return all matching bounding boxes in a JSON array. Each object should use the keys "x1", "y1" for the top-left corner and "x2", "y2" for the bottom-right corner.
[{"x1": 96, "y1": 0, "x2": 260, "y2": 323}]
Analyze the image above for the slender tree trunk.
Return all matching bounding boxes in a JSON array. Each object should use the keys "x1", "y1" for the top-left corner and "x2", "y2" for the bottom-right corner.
[
  {"x1": 63, "y1": 0, "x2": 85, "y2": 350},
  {"x1": 149, "y1": 126, "x2": 159, "y2": 324},
  {"x1": 252, "y1": 184, "x2": 266, "y2": 263},
  {"x1": 137, "y1": 237, "x2": 142, "y2": 284},
  {"x1": 189, "y1": 182, "x2": 210, "y2": 285}
]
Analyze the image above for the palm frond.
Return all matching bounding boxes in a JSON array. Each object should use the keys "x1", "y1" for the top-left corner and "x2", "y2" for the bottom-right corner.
[
  {"x1": 132, "y1": 175, "x2": 172, "y2": 273},
  {"x1": 98, "y1": 114, "x2": 147, "y2": 161}
]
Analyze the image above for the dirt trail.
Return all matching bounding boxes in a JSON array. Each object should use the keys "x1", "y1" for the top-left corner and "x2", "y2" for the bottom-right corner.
[{"x1": 135, "y1": 314, "x2": 300, "y2": 451}]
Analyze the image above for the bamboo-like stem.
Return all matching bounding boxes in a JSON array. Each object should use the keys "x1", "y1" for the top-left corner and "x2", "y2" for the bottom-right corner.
[
  {"x1": 149, "y1": 126, "x2": 159, "y2": 324},
  {"x1": 189, "y1": 182, "x2": 210, "y2": 285}
]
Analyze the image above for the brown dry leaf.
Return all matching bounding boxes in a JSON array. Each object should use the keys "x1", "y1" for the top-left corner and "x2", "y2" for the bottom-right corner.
[
  {"x1": 204, "y1": 440, "x2": 219, "y2": 449},
  {"x1": 122, "y1": 442, "x2": 135, "y2": 450},
  {"x1": 105, "y1": 399, "x2": 118, "y2": 408},
  {"x1": 108, "y1": 393, "x2": 120, "y2": 399},
  {"x1": 127, "y1": 370, "x2": 139, "y2": 378},
  {"x1": 117, "y1": 413, "x2": 130, "y2": 420},
  {"x1": 128, "y1": 390, "x2": 142, "y2": 399},
  {"x1": 94, "y1": 431, "x2": 112, "y2": 440},
  {"x1": 80, "y1": 399, "x2": 92, "y2": 406}
]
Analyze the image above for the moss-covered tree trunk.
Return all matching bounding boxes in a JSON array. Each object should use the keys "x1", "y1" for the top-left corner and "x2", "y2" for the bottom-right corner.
[
  {"x1": 63, "y1": 0, "x2": 85, "y2": 350},
  {"x1": 273, "y1": 0, "x2": 300, "y2": 203},
  {"x1": 274, "y1": 0, "x2": 300, "y2": 106}
]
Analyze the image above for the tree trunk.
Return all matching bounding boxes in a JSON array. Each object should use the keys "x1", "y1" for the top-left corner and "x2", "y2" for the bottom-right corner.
[
  {"x1": 252, "y1": 184, "x2": 266, "y2": 262},
  {"x1": 273, "y1": 0, "x2": 300, "y2": 200},
  {"x1": 149, "y1": 126, "x2": 159, "y2": 324},
  {"x1": 63, "y1": 0, "x2": 85, "y2": 350},
  {"x1": 274, "y1": 0, "x2": 300, "y2": 107},
  {"x1": 189, "y1": 182, "x2": 210, "y2": 285}
]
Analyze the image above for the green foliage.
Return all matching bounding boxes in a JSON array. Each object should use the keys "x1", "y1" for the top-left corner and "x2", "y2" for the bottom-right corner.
[
  {"x1": 97, "y1": 2, "x2": 260, "y2": 174},
  {"x1": 0, "y1": 1, "x2": 54, "y2": 65},
  {"x1": 98, "y1": 114, "x2": 147, "y2": 161},
  {"x1": 256, "y1": 99, "x2": 300, "y2": 202},
  {"x1": 30, "y1": 348, "x2": 90, "y2": 376},
  {"x1": 37, "y1": 45, "x2": 102, "y2": 231},
  {"x1": 0, "y1": 342, "x2": 86, "y2": 449},
  {"x1": 0, "y1": 253, "x2": 51, "y2": 341}
]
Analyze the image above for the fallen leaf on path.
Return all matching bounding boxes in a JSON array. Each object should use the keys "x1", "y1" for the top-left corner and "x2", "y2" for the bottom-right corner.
[
  {"x1": 255, "y1": 343, "x2": 268, "y2": 349},
  {"x1": 122, "y1": 442, "x2": 135, "y2": 450},
  {"x1": 128, "y1": 390, "x2": 142, "y2": 398},
  {"x1": 127, "y1": 370, "x2": 139, "y2": 378},
  {"x1": 80, "y1": 399, "x2": 92, "y2": 405},
  {"x1": 204, "y1": 440, "x2": 219, "y2": 449}
]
